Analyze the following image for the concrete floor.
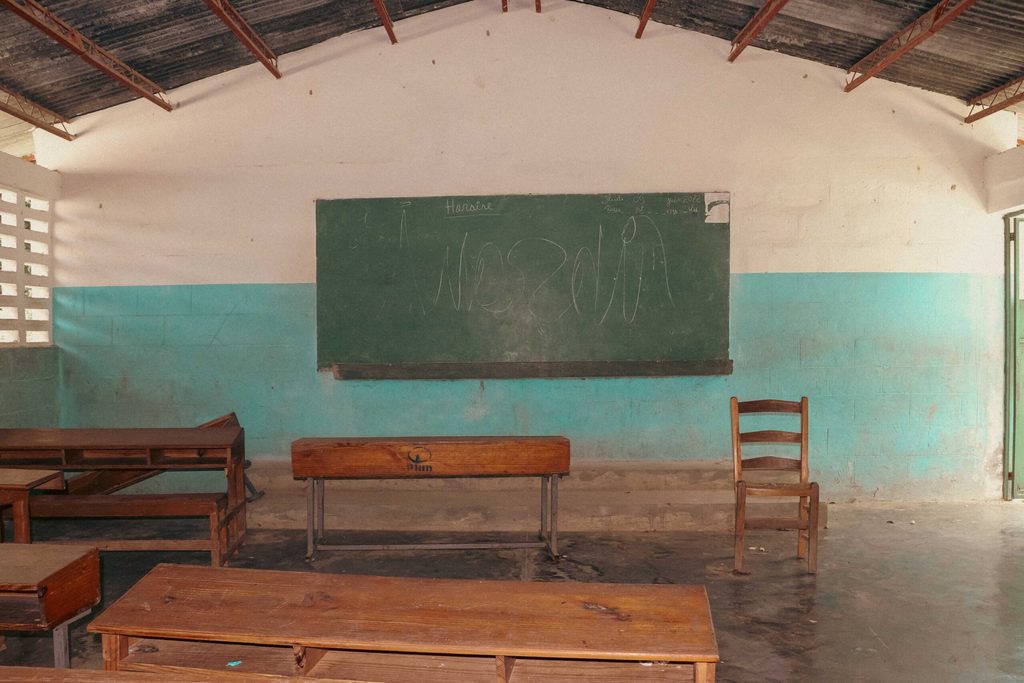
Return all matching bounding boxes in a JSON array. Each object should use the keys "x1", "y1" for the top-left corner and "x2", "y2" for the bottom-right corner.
[{"x1": 2, "y1": 502, "x2": 1023, "y2": 682}]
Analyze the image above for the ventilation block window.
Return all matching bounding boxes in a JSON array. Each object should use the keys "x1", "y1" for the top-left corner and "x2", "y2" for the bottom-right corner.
[{"x1": 0, "y1": 182, "x2": 53, "y2": 346}]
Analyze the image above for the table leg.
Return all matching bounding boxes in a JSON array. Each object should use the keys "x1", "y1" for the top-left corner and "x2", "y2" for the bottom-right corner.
[
  {"x1": 226, "y1": 455, "x2": 248, "y2": 552},
  {"x1": 694, "y1": 661, "x2": 716, "y2": 683},
  {"x1": 306, "y1": 478, "x2": 316, "y2": 560},
  {"x1": 11, "y1": 490, "x2": 31, "y2": 543},
  {"x1": 102, "y1": 634, "x2": 129, "y2": 671}
]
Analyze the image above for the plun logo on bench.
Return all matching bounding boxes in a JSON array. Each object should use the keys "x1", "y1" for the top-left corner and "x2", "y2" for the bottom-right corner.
[{"x1": 406, "y1": 446, "x2": 433, "y2": 472}]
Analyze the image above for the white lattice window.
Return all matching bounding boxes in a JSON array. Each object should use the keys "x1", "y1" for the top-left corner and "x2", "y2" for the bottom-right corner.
[{"x1": 0, "y1": 183, "x2": 52, "y2": 345}]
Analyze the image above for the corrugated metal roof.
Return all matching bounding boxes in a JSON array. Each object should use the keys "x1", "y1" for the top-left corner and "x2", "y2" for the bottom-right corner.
[{"x1": 0, "y1": 0, "x2": 1021, "y2": 135}]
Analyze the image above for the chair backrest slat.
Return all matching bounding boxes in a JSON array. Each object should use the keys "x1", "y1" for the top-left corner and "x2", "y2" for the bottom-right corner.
[
  {"x1": 740, "y1": 456, "x2": 802, "y2": 471},
  {"x1": 739, "y1": 430, "x2": 801, "y2": 444},
  {"x1": 730, "y1": 396, "x2": 809, "y2": 484},
  {"x1": 736, "y1": 399, "x2": 802, "y2": 414}
]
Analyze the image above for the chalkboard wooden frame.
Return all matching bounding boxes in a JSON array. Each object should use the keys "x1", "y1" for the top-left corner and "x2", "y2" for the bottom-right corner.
[
  {"x1": 316, "y1": 193, "x2": 732, "y2": 379},
  {"x1": 332, "y1": 359, "x2": 733, "y2": 380}
]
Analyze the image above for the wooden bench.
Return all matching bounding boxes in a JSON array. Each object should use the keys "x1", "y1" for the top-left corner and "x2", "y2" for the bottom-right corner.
[
  {"x1": 0, "y1": 415, "x2": 248, "y2": 565},
  {"x1": 291, "y1": 436, "x2": 570, "y2": 559},
  {"x1": 89, "y1": 564, "x2": 720, "y2": 682},
  {"x1": 29, "y1": 493, "x2": 235, "y2": 567}
]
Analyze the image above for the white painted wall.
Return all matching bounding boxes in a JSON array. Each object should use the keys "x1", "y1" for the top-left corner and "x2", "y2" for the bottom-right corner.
[
  {"x1": 0, "y1": 152, "x2": 60, "y2": 199},
  {"x1": 34, "y1": 1, "x2": 1016, "y2": 287},
  {"x1": 985, "y1": 144, "x2": 1024, "y2": 213}
]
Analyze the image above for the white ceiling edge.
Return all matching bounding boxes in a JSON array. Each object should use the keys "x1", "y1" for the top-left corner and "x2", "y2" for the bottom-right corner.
[{"x1": 0, "y1": 112, "x2": 34, "y2": 157}]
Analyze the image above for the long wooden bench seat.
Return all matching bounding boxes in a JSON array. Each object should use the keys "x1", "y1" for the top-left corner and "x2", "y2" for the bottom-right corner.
[
  {"x1": 0, "y1": 666, "x2": 367, "y2": 682},
  {"x1": 29, "y1": 493, "x2": 236, "y2": 567}
]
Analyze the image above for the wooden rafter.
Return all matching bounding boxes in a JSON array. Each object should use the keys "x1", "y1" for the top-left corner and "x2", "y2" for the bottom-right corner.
[
  {"x1": 202, "y1": 0, "x2": 281, "y2": 79},
  {"x1": 728, "y1": 0, "x2": 790, "y2": 62},
  {"x1": 0, "y1": 83, "x2": 73, "y2": 141},
  {"x1": 965, "y1": 74, "x2": 1024, "y2": 124},
  {"x1": 845, "y1": 0, "x2": 980, "y2": 93},
  {"x1": 635, "y1": 0, "x2": 657, "y2": 39},
  {"x1": 0, "y1": 0, "x2": 172, "y2": 111},
  {"x1": 371, "y1": 0, "x2": 398, "y2": 44}
]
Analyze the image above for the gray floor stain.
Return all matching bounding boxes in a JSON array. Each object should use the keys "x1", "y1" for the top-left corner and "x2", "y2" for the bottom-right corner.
[{"x1": 2, "y1": 501, "x2": 1024, "y2": 682}]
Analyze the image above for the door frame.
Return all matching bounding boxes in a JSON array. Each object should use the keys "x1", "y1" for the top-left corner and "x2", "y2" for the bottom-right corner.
[{"x1": 1005, "y1": 209, "x2": 1024, "y2": 500}]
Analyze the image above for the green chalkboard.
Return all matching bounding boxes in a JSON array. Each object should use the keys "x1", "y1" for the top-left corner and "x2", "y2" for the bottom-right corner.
[{"x1": 316, "y1": 193, "x2": 731, "y2": 379}]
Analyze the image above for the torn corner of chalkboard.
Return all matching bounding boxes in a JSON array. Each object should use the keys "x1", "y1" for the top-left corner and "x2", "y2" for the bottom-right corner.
[{"x1": 329, "y1": 360, "x2": 734, "y2": 380}]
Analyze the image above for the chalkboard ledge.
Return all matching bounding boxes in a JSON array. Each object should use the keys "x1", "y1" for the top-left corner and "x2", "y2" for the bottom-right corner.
[{"x1": 329, "y1": 360, "x2": 733, "y2": 380}]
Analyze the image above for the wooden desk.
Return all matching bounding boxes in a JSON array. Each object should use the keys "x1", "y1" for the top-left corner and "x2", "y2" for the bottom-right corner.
[
  {"x1": 292, "y1": 436, "x2": 570, "y2": 558},
  {"x1": 0, "y1": 544, "x2": 100, "y2": 668},
  {"x1": 0, "y1": 426, "x2": 246, "y2": 560},
  {"x1": 0, "y1": 470, "x2": 63, "y2": 542},
  {"x1": 89, "y1": 564, "x2": 719, "y2": 682}
]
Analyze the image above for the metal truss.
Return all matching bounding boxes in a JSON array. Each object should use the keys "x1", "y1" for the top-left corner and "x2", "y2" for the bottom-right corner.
[
  {"x1": 371, "y1": 0, "x2": 398, "y2": 44},
  {"x1": 0, "y1": 0, "x2": 172, "y2": 111},
  {"x1": 728, "y1": 0, "x2": 790, "y2": 62},
  {"x1": 635, "y1": 0, "x2": 657, "y2": 38},
  {"x1": 0, "y1": 83, "x2": 73, "y2": 141},
  {"x1": 845, "y1": 0, "x2": 979, "y2": 92},
  {"x1": 965, "y1": 74, "x2": 1024, "y2": 124},
  {"x1": 202, "y1": 0, "x2": 281, "y2": 79}
]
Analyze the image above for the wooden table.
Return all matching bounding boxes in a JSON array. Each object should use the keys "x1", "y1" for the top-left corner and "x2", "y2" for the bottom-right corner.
[
  {"x1": 0, "y1": 544, "x2": 100, "y2": 668},
  {"x1": 292, "y1": 436, "x2": 570, "y2": 558},
  {"x1": 0, "y1": 469, "x2": 63, "y2": 542},
  {"x1": 0, "y1": 425, "x2": 247, "y2": 558},
  {"x1": 89, "y1": 564, "x2": 719, "y2": 682}
]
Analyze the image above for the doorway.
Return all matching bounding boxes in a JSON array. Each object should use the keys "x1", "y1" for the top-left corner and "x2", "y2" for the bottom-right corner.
[{"x1": 1005, "y1": 209, "x2": 1024, "y2": 499}]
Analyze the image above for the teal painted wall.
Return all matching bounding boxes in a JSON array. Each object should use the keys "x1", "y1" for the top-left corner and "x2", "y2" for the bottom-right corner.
[
  {"x1": 51, "y1": 273, "x2": 1001, "y2": 499},
  {"x1": 0, "y1": 346, "x2": 59, "y2": 428}
]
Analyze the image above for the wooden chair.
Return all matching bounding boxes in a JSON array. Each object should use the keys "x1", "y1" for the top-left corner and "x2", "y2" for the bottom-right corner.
[{"x1": 731, "y1": 396, "x2": 819, "y2": 574}]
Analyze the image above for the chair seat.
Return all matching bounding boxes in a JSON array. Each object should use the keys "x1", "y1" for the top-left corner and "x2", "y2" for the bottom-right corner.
[{"x1": 742, "y1": 481, "x2": 817, "y2": 497}]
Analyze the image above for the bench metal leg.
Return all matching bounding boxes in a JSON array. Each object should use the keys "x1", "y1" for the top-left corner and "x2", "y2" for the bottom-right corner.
[
  {"x1": 308, "y1": 473, "x2": 563, "y2": 556},
  {"x1": 242, "y1": 460, "x2": 265, "y2": 503},
  {"x1": 316, "y1": 478, "x2": 326, "y2": 544},
  {"x1": 52, "y1": 610, "x2": 90, "y2": 668},
  {"x1": 539, "y1": 476, "x2": 550, "y2": 542},
  {"x1": 550, "y1": 475, "x2": 560, "y2": 559},
  {"x1": 305, "y1": 478, "x2": 316, "y2": 560}
]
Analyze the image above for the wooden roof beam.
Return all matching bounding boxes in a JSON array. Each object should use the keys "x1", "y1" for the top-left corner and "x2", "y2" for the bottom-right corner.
[
  {"x1": 202, "y1": 0, "x2": 281, "y2": 79},
  {"x1": 965, "y1": 74, "x2": 1024, "y2": 124},
  {"x1": 728, "y1": 0, "x2": 790, "y2": 62},
  {"x1": 0, "y1": 0, "x2": 171, "y2": 111},
  {"x1": 0, "y1": 84, "x2": 73, "y2": 141},
  {"x1": 845, "y1": 0, "x2": 980, "y2": 93}
]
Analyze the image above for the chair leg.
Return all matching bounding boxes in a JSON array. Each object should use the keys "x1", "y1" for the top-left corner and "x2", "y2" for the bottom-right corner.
[
  {"x1": 797, "y1": 495, "x2": 809, "y2": 559},
  {"x1": 733, "y1": 481, "x2": 748, "y2": 574},
  {"x1": 807, "y1": 483, "x2": 820, "y2": 574}
]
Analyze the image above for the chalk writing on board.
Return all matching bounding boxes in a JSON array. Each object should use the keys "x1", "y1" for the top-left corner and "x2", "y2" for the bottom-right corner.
[
  {"x1": 445, "y1": 198, "x2": 501, "y2": 218},
  {"x1": 393, "y1": 213, "x2": 674, "y2": 329}
]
